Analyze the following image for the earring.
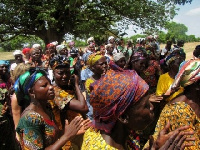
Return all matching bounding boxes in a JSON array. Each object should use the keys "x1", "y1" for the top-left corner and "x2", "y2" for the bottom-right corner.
[
  {"x1": 33, "y1": 94, "x2": 35, "y2": 99},
  {"x1": 118, "y1": 114, "x2": 129, "y2": 124}
]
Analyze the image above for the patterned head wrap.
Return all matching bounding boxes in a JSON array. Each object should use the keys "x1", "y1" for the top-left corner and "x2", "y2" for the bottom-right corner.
[
  {"x1": 172, "y1": 59, "x2": 200, "y2": 89},
  {"x1": 0, "y1": 60, "x2": 9, "y2": 66},
  {"x1": 87, "y1": 52, "x2": 103, "y2": 67},
  {"x1": 49, "y1": 55, "x2": 71, "y2": 70},
  {"x1": 14, "y1": 68, "x2": 47, "y2": 105},
  {"x1": 46, "y1": 43, "x2": 55, "y2": 49},
  {"x1": 90, "y1": 68, "x2": 149, "y2": 133},
  {"x1": 165, "y1": 54, "x2": 178, "y2": 66},
  {"x1": 130, "y1": 48, "x2": 147, "y2": 63}
]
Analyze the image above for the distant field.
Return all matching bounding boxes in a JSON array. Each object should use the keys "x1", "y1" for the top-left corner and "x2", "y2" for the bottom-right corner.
[{"x1": 0, "y1": 42, "x2": 199, "y2": 61}]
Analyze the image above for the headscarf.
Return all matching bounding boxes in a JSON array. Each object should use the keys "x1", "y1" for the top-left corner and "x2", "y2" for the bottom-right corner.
[
  {"x1": 165, "y1": 54, "x2": 178, "y2": 66},
  {"x1": 113, "y1": 52, "x2": 125, "y2": 62},
  {"x1": 87, "y1": 37, "x2": 94, "y2": 44},
  {"x1": 32, "y1": 44, "x2": 41, "y2": 49},
  {"x1": 87, "y1": 52, "x2": 103, "y2": 67},
  {"x1": 14, "y1": 68, "x2": 47, "y2": 106},
  {"x1": 108, "y1": 36, "x2": 115, "y2": 43},
  {"x1": 22, "y1": 48, "x2": 31, "y2": 55},
  {"x1": 49, "y1": 55, "x2": 71, "y2": 70},
  {"x1": 68, "y1": 41, "x2": 75, "y2": 47},
  {"x1": 0, "y1": 60, "x2": 9, "y2": 66},
  {"x1": 130, "y1": 48, "x2": 147, "y2": 63},
  {"x1": 172, "y1": 59, "x2": 200, "y2": 89},
  {"x1": 13, "y1": 50, "x2": 22, "y2": 56},
  {"x1": 56, "y1": 44, "x2": 66, "y2": 53},
  {"x1": 90, "y1": 68, "x2": 149, "y2": 133}
]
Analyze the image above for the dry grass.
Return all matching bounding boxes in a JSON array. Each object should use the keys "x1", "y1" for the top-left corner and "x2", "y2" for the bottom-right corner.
[
  {"x1": 160, "y1": 42, "x2": 200, "y2": 60},
  {"x1": 0, "y1": 42, "x2": 199, "y2": 61}
]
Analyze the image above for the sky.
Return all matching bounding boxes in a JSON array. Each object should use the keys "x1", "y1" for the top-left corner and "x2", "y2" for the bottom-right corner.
[{"x1": 125, "y1": 0, "x2": 200, "y2": 38}]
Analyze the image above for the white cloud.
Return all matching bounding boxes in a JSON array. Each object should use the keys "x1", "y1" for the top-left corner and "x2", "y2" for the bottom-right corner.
[{"x1": 186, "y1": 7, "x2": 200, "y2": 16}]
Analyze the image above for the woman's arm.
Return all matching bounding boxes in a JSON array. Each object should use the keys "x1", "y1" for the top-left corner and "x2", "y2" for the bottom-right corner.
[{"x1": 68, "y1": 75, "x2": 88, "y2": 113}]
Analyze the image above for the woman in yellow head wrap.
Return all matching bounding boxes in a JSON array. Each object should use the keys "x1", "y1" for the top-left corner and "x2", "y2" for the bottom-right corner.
[{"x1": 85, "y1": 52, "x2": 108, "y2": 120}]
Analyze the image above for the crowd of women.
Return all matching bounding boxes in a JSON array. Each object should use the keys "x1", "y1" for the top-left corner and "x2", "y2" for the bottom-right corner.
[{"x1": 0, "y1": 35, "x2": 199, "y2": 150}]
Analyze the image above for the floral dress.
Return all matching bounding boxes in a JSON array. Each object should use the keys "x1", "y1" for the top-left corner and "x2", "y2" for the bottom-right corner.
[{"x1": 16, "y1": 111, "x2": 57, "y2": 150}]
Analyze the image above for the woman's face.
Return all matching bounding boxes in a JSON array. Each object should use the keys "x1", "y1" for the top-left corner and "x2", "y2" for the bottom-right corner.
[
  {"x1": 92, "y1": 56, "x2": 108, "y2": 76},
  {"x1": 116, "y1": 57, "x2": 126, "y2": 69},
  {"x1": 0, "y1": 64, "x2": 8, "y2": 75},
  {"x1": 32, "y1": 76, "x2": 55, "y2": 101},
  {"x1": 125, "y1": 93, "x2": 154, "y2": 131},
  {"x1": 31, "y1": 49, "x2": 42, "y2": 61},
  {"x1": 131, "y1": 59, "x2": 147, "y2": 73},
  {"x1": 54, "y1": 67, "x2": 71, "y2": 87}
]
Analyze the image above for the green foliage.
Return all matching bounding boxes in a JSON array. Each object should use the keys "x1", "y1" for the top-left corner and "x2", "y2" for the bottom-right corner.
[
  {"x1": 0, "y1": 0, "x2": 192, "y2": 47},
  {"x1": 0, "y1": 35, "x2": 44, "y2": 51}
]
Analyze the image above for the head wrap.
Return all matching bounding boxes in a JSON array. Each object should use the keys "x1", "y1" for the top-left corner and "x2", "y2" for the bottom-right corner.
[
  {"x1": 49, "y1": 55, "x2": 71, "y2": 70},
  {"x1": 32, "y1": 44, "x2": 41, "y2": 49},
  {"x1": 56, "y1": 44, "x2": 66, "y2": 53},
  {"x1": 47, "y1": 43, "x2": 55, "y2": 49},
  {"x1": 130, "y1": 48, "x2": 147, "y2": 63},
  {"x1": 87, "y1": 37, "x2": 94, "y2": 44},
  {"x1": 113, "y1": 52, "x2": 125, "y2": 62},
  {"x1": 69, "y1": 41, "x2": 75, "y2": 47},
  {"x1": 22, "y1": 48, "x2": 31, "y2": 55},
  {"x1": 87, "y1": 52, "x2": 103, "y2": 67},
  {"x1": 108, "y1": 36, "x2": 115, "y2": 42},
  {"x1": 165, "y1": 54, "x2": 179, "y2": 66},
  {"x1": 172, "y1": 59, "x2": 200, "y2": 88},
  {"x1": 0, "y1": 60, "x2": 9, "y2": 66},
  {"x1": 70, "y1": 47, "x2": 79, "y2": 55},
  {"x1": 13, "y1": 50, "x2": 22, "y2": 56},
  {"x1": 14, "y1": 68, "x2": 47, "y2": 105},
  {"x1": 105, "y1": 44, "x2": 113, "y2": 49},
  {"x1": 90, "y1": 68, "x2": 149, "y2": 133}
]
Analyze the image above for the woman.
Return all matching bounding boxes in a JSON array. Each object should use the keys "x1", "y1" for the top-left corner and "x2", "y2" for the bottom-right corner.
[
  {"x1": 81, "y1": 66, "x2": 194, "y2": 149},
  {"x1": 49, "y1": 55, "x2": 89, "y2": 149},
  {"x1": 85, "y1": 52, "x2": 108, "y2": 120},
  {"x1": 141, "y1": 46, "x2": 162, "y2": 94},
  {"x1": 113, "y1": 52, "x2": 126, "y2": 69},
  {"x1": 145, "y1": 59, "x2": 200, "y2": 149},
  {"x1": 156, "y1": 54, "x2": 185, "y2": 102},
  {"x1": 15, "y1": 68, "x2": 84, "y2": 149},
  {"x1": 0, "y1": 60, "x2": 18, "y2": 149}
]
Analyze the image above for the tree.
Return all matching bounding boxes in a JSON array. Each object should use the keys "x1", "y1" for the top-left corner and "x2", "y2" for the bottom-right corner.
[
  {"x1": 0, "y1": 0, "x2": 193, "y2": 46},
  {"x1": 165, "y1": 21, "x2": 188, "y2": 43}
]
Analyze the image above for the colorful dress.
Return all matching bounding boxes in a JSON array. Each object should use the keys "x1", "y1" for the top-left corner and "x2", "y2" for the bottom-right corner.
[
  {"x1": 48, "y1": 85, "x2": 81, "y2": 149},
  {"x1": 16, "y1": 111, "x2": 57, "y2": 150},
  {"x1": 81, "y1": 128, "x2": 140, "y2": 150},
  {"x1": 144, "y1": 101, "x2": 200, "y2": 150},
  {"x1": 156, "y1": 72, "x2": 184, "y2": 101}
]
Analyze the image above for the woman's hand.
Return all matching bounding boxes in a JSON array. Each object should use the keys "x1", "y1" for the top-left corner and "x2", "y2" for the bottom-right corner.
[
  {"x1": 64, "y1": 116, "x2": 83, "y2": 141},
  {"x1": 149, "y1": 121, "x2": 195, "y2": 150},
  {"x1": 77, "y1": 119, "x2": 92, "y2": 135},
  {"x1": 149, "y1": 93, "x2": 163, "y2": 103}
]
